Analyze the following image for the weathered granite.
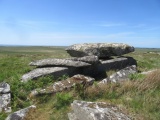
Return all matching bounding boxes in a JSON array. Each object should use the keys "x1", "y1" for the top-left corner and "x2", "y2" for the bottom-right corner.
[
  {"x1": 5, "y1": 105, "x2": 36, "y2": 120},
  {"x1": 29, "y1": 58, "x2": 91, "y2": 67},
  {"x1": 21, "y1": 67, "x2": 69, "y2": 82},
  {"x1": 0, "y1": 82, "x2": 11, "y2": 113},
  {"x1": 30, "y1": 74, "x2": 95, "y2": 97},
  {"x1": 99, "y1": 65, "x2": 137, "y2": 84},
  {"x1": 0, "y1": 93, "x2": 11, "y2": 113},
  {"x1": 68, "y1": 100, "x2": 131, "y2": 120},
  {"x1": 66, "y1": 43, "x2": 134, "y2": 58},
  {"x1": 0, "y1": 82, "x2": 10, "y2": 94},
  {"x1": 66, "y1": 56, "x2": 99, "y2": 64}
]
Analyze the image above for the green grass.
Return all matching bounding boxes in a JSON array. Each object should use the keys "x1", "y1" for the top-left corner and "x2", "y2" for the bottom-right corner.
[
  {"x1": 0, "y1": 46, "x2": 160, "y2": 120},
  {"x1": 126, "y1": 48, "x2": 160, "y2": 72}
]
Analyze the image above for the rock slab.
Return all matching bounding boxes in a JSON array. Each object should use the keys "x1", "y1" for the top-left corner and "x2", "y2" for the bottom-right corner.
[
  {"x1": 29, "y1": 58, "x2": 91, "y2": 67},
  {"x1": 66, "y1": 56, "x2": 99, "y2": 64},
  {"x1": 21, "y1": 67, "x2": 69, "y2": 82},
  {"x1": 30, "y1": 74, "x2": 95, "y2": 97},
  {"x1": 66, "y1": 43, "x2": 134, "y2": 58},
  {"x1": 68, "y1": 100, "x2": 131, "y2": 120},
  {"x1": 5, "y1": 105, "x2": 36, "y2": 120},
  {"x1": 0, "y1": 82, "x2": 11, "y2": 113}
]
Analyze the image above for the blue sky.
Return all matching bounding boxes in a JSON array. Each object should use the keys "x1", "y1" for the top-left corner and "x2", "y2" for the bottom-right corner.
[{"x1": 0, "y1": 0, "x2": 160, "y2": 47}]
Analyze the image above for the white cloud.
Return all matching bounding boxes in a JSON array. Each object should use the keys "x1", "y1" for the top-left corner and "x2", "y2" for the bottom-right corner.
[
  {"x1": 131, "y1": 24, "x2": 146, "y2": 28},
  {"x1": 142, "y1": 27, "x2": 160, "y2": 31},
  {"x1": 94, "y1": 22, "x2": 126, "y2": 27}
]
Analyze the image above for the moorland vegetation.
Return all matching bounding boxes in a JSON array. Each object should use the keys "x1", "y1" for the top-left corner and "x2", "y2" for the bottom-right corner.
[{"x1": 0, "y1": 46, "x2": 160, "y2": 120}]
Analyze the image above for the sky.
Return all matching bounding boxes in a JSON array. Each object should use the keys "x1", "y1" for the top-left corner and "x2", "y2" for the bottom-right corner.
[{"x1": 0, "y1": 0, "x2": 160, "y2": 48}]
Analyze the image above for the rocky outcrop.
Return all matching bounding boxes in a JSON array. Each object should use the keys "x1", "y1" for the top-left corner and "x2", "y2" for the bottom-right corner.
[
  {"x1": 30, "y1": 74, "x2": 95, "y2": 97},
  {"x1": 5, "y1": 105, "x2": 36, "y2": 120},
  {"x1": 21, "y1": 43, "x2": 136, "y2": 82},
  {"x1": 0, "y1": 82, "x2": 11, "y2": 113},
  {"x1": 99, "y1": 65, "x2": 137, "y2": 84},
  {"x1": 66, "y1": 43, "x2": 134, "y2": 58},
  {"x1": 29, "y1": 58, "x2": 91, "y2": 67},
  {"x1": 21, "y1": 67, "x2": 69, "y2": 82},
  {"x1": 68, "y1": 100, "x2": 131, "y2": 120}
]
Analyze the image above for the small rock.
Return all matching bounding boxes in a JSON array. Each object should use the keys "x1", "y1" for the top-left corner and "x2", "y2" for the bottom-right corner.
[
  {"x1": 21, "y1": 67, "x2": 69, "y2": 82},
  {"x1": 68, "y1": 100, "x2": 131, "y2": 120},
  {"x1": 5, "y1": 105, "x2": 36, "y2": 120},
  {"x1": 66, "y1": 43, "x2": 134, "y2": 58}
]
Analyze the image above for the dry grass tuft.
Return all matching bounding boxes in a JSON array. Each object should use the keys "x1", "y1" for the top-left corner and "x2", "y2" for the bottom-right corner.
[{"x1": 137, "y1": 69, "x2": 160, "y2": 92}]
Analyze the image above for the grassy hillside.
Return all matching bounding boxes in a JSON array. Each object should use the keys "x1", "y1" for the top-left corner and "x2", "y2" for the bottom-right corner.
[{"x1": 0, "y1": 46, "x2": 160, "y2": 120}]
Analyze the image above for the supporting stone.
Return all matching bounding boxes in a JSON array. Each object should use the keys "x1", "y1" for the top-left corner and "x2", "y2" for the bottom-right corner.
[{"x1": 82, "y1": 57, "x2": 137, "y2": 78}]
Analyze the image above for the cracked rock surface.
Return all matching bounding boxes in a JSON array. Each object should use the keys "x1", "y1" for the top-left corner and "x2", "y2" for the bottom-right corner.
[
  {"x1": 99, "y1": 65, "x2": 137, "y2": 84},
  {"x1": 68, "y1": 100, "x2": 131, "y2": 120},
  {"x1": 66, "y1": 43, "x2": 134, "y2": 58},
  {"x1": 0, "y1": 82, "x2": 11, "y2": 113}
]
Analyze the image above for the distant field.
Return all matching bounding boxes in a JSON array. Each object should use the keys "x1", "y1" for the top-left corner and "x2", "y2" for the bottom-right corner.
[
  {"x1": 0, "y1": 46, "x2": 67, "y2": 53},
  {"x1": 135, "y1": 47, "x2": 160, "y2": 53},
  {"x1": 1, "y1": 46, "x2": 160, "y2": 53},
  {"x1": 0, "y1": 46, "x2": 69, "y2": 59}
]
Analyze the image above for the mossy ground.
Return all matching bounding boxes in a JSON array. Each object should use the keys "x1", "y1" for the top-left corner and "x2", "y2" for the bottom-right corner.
[{"x1": 0, "y1": 46, "x2": 160, "y2": 120}]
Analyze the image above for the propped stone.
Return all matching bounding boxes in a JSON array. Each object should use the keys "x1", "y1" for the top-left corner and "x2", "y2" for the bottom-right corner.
[
  {"x1": 66, "y1": 56, "x2": 99, "y2": 64},
  {"x1": 5, "y1": 105, "x2": 36, "y2": 120},
  {"x1": 29, "y1": 58, "x2": 91, "y2": 68},
  {"x1": 66, "y1": 43, "x2": 134, "y2": 58},
  {"x1": 0, "y1": 82, "x2": 11, "y2": 113},
  {"x1": 98, "y1": 57, "x2": 137, "y2": 71},
  {"x1": 99, "y1": 65, "x2": 137, "y2": 84},
  {"x1": 30, "y1": 74, "x2": 95, "y2": 97},
  {"x1": 68, "y1": 100, "x2": 131, "y2": 120},
  {"x1": 21, "y1": 67, "x2": 69, "y2": 82},
  {"x1": 84, "y1": 57, "x2": 137, "y2": 78}
]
